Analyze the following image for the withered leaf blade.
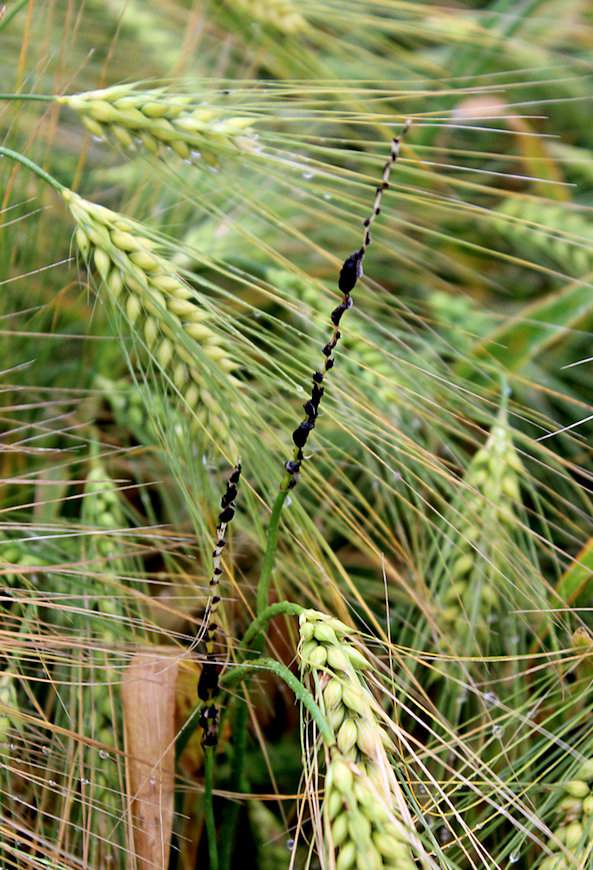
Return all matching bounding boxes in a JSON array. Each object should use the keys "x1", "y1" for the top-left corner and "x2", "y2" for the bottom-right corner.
[{"x1": 122, "y1": 651, "x2": 178, "y2": 870}]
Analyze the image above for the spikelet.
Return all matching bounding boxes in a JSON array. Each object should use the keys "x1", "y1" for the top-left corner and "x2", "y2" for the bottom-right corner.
[
  {"x1": 58, "y1": 85, "x2": 255, "y2": 165},
  {"x1": 0, "y1": 539, "x2": 44, "y2": 586},
  {"x1": 63, "y1": 190, "x2": 236, "y2": 416},
  {"x1": 94, "y1": 374, "x2": 188, "y2": 443},
  {"x1": 495, "y1": 197, "x2": 593, "y2": 276},
  {"x1": 439, "y1": 407, "x2": 524, "y2": 654},
  {"x1": 226, "y1": 0, "x2": 308, "y2": 33},
  {"x1": 0, "y1": 672, "x2": 19, "y2": 742},
  {"x1": 298, "y1": 610, "x2": 423, "y2": 870},
  {"x1": 538, "y1": 758, "x2": 593, "y2": 869}
]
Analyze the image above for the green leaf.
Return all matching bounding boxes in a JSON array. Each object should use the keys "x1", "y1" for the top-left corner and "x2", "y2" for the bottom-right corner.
[{"x1": 456, "y1": 277, "x2": 593, "y2": 378}]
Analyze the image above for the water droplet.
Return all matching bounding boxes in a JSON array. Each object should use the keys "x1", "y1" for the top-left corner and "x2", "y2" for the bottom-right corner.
[
  {"x1": 492, "y1": 724, "x2": 504, "y2": 739},
  {"x1": 92, "y1": 136, "x2": 104, "y2": 143},
  {"x1": 191, "y1": 150, "x2": 202, "y2": 161},
  {"x1": 296, "y1": 385, "x2": 304, "y2": 393},
  {"x1": 323, "y1": 193, "x2": 332, "y2": 201},
  {"x1": 285, "y1": 496, "x2": 292, "y2": 508},
  {"x1": 483, "y1": 691, "x2": 498, "y2": 706},
  {"x1": 9, "y1": 743, "x2": 16, "y2": 752},
  {"x1": 41, "y1": 745, "x2": 49, "y2": 755},
  {"x1": 509, "y1": 852, "x2": 520, "y2": 864},
  {"x1": 286, "y1": 838, "x2": 295, "y2": 851},
  {"x1": 80, "y1": 777, "x2": 90, "y2": 786},
  {"x1": 149, "y1": 776, "x2": 156, "y2": 786},
  {"x1": 48, "y1": 779, "x2": 57, "y2": 787},
  {"x1": 302, "y1": 171, "x2": 315, "y2": 180},
  {"x1": 99, "y1": 750, "x2": 109, "y2": 760}
]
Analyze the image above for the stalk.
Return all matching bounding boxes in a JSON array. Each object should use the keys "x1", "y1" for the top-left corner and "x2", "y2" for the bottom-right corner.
[
  {"x1": 219, "y1": 696, "x2": 248, "y2": 870},
  {"x1": 241, "y1": 601, "x2": 304, "y2": 650},
  {"x1": 203, "y1": 748, "x2": 219, "y2": 870},
  {"x1": 219, "y1": 657, "x2": 333, "y2": 745},
  {"x1": 0, "y1": 94, "x2": 54, "y2": 101},
  {"x1": 0, "y1": 146, "x2": 64, "y2": 192}
]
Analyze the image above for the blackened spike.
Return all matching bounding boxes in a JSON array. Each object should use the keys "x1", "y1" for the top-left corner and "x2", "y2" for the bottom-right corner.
[
  {"x1": 198, "y1": 665, "x2": 219, "y2": 700},
  {"x1": 277, "y1": 124, "x2": 410, "y2": 500},
  {"x1": 229, "y1": 465, "x2": 241, "y2": 485},
  {"x1": 292, "y1": 421, "x2": 314, "y2": 448},
  {"x1": 338, "y1": 249, "x2": 363, "y2": 294},
  {"x1": 331, "y1": 304, "x2": 348, "y2": 327},
  {"x1": 218, "y1": 506, "x2": 235, "y2": 524},
  {"x1": 220, "y1": 484, "x2": 238, "y2": 507}
]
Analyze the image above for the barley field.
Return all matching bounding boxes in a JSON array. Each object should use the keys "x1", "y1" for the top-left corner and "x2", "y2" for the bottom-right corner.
[{"x1": 2, "y1": 2, "x2": 593, "y2": 868}]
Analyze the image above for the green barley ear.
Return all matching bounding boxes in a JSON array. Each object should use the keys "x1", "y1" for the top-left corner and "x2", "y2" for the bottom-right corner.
[
  {"x1": 94, "y1": 373, "x2": 187, "y2": 445},
  {"x1": 248, "y1": 800, "x2": 290, "y2": 870},
  {"x1": 494, "y1": 196, "x2": 593, "y2": 277},
  {"x1": 80, "y1": 456, "x2": 131, "y2": 839},
  {"x1": 538, "y1": 759, "x2": 593, "y2": 868},
  {"x1": 225, "y1": 0, "x2": 309, "y2": 33},
  {"x1": 0, "y1": 539, "x2": 44, "y2": 587},
  {"x1": 81, "y1": 462, "x2": 122, "y2": 662},
  {"x1": 0, "y1": 672, "x2": 19, "y2": 741},
  {"x1": 57, "y1": 85, "x2": 255, "y2": 165},
  {"x1": 63, "y1": 190, "x2": 237, "y2": 418},
  {"x1": 438, "y1": 403, "x2": 528, "y2": 656},
  {"x1": 298, "y1": 610, "x2": 427, "y2": 870}
]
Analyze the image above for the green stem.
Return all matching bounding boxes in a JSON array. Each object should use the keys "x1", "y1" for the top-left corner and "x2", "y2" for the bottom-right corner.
[
  {"x1": 0, "y1": 0, "x2": 28, "y2": 32},
  {"x1": 0, "y1": 146, "x2": 64, "y2": 192},
  {"x1": 241, "y1": 601, "x2": 304, "y2": 650},
  {"x1": 219, "y1": 696, "x2": 248, "y2": 870},
  {"x1": 204, "y1": 748, "x2": 219, "y2": 870},
  {"x1": 220, "y1": 657, "x2": 333, "y2": 745},
  {"x1": 255, "y1": 489, "x2": 289, "y2": 617},
  {"x1": 0, "y1": 94, "x2": 54, "y2": 102}
]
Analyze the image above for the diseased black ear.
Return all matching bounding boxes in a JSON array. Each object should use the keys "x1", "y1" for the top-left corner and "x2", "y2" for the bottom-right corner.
[{"x1": 338, "y1": 249, "x2": 364, "y2": 294}]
